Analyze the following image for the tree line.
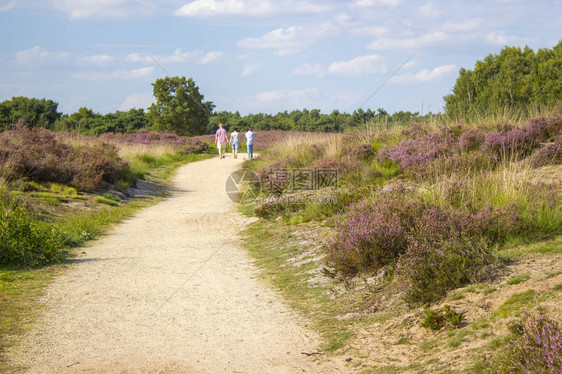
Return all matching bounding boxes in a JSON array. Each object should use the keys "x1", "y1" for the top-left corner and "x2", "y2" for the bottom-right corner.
[
  {"x1": 445, "y1": 41, "x2": 561, "y2": 119},
  {"x1": 1, "y1": 42, "x2": 560, "y2": 135}
]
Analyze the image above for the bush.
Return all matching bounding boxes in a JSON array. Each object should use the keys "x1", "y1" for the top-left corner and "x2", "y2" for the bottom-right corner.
[
  {"x1": 0, "y1": 193, "x2": 65, "y2": 267},
  {"x1": 496, "y1": 313, "x2": 562, "y2": 374},
  {"x1": 397, "y1": 236, "x2": 497, "y2": 304},
  {"x1": 0, "y1": 125, "x2": 127, "y2": 191},
  {"x1": 482, "y1": 115, "x2": 561, "y2": 161},
  {"x1": 325, "y1": 187, "x2": 421, "y2": 276},
  {"x1": 530, "y1": 139, "x2": 562, "y2": 167}
]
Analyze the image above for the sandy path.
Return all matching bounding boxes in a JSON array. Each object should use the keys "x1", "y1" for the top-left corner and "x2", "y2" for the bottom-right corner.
[{"x1": 9, "y1": 156, "x2": 340, "y2": 373}]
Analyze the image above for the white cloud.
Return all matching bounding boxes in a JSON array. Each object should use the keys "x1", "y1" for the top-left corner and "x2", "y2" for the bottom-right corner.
[
  {"x1": 350, "y1": 25, "x2": 388, "y2": 37},
  {"x1": 50, "y1": 0, "x2": 153, "y2": 19},
  {"x1": 328, "y1": 54, "x2": 385, "y2": 75},
  {"x1": 175, "y1": 0, "x2": 330, "y2": 17},
  {"x1": 239, "y1": 23, "x2": 340, "y2": 55},
  {"x1": 294, "y1": 63, "x2": 325, "y2": 78},
  {"x1": 0, "y1": 1, "x2": 16, "y2": 12},
  {"x1": 16, "y1": 46, "x2": 70, "y2": 63},
  {"x1": 418, "y1": 1, "x2": 441, "y2": 18},
  {"x1": 73, "y1": 66, "x2": 154, "y2": 81},
  {"x1": 391, "y1": 64, "x2": 457, "y2": 83},
  {"x1": 353, "y1": 0, "x2": 401, "y2": 7},
  {"x1": 485, "y1": 31, "x2": 527, "y2": 45},
  {"x1": 237, "y1": 54, "x2": 261, "y2": 76},
  {"x1": 126, "y1": 49, "x2": 222, "y2": 64},
  {"x1": 199, "y1": 51, "x2": 223, "y2": 64},
  {"x1": 81, "y1": 54, "x2": 114, "y2": 65},
  {"x1": 368, "y1": 32, "x2": 448, "y2": 50},
  {"x1": 442, "y1": 19, "x2": 483, "y2": 33},
  {"x1": 119, "y1": 92, "x2": 154, "y2": 110},
  {"x1": 253, "y1": 88, "x2": 317, "y2": 108}
]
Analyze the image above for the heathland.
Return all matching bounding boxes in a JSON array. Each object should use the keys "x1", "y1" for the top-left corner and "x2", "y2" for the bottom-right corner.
[{"x1": 1, "y1": 42, "x2": 561, "y2": 373}]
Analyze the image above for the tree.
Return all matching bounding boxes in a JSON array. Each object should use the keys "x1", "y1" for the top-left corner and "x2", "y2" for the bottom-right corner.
[
  {"x1": 0, "y1": 97, "x2": 61, "y2": 131},
  {"x1": 148, "y1": 76, "x2": 214, "y2": 136},
  {"x1": 444, "y1": 41, "x2": 562, "y2": 120}
]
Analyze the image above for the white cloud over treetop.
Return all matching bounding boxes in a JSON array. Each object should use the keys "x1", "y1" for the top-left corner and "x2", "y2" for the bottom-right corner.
[
  {"x1": 125, "y1": 49, "x2": 222, "y2": 64},
  {"x1": 391, "y1": 64, "x2": 457, "y2": 83}
]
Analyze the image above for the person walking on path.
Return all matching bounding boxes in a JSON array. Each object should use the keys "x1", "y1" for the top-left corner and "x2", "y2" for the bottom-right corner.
[
  {"x1": 229, "y1": 128, "x2": 240, "y2": 159},
  {"x1": 245, "y1": 128, "x2": 256, "y2": 159},
  {"x1": 215, "y1": 123, "x2": 229, "y2": 159}
]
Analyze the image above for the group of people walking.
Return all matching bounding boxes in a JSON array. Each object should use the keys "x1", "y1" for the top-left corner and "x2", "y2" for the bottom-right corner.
[{"x1": 215, "y1": 123, "x2": 255, "y2": 160}]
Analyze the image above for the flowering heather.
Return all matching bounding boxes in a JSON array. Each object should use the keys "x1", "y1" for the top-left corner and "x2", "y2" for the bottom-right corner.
[
  {"x1": 325, "y1": 192, "x2": 422, "y2": 275},
  {"x1": 458, "y1": 128, "x2": 486, "y2": 151},
  {"x1": 498, "y1": 313, "x2": 562, "y2": 374},
  {"x1": 0, "y1": 125, "x2": 126, "y2": 191},
  {"x1": 396, "y1": 236, "x2": 496, "y2": 304},
  {"x1": 482, "y1": 115, "x2": 561, "y2": 160},
  {"x1": 326, "y1": 188, "x2": 520, "y2": 283},
  {"x1": 530, "y1": 139, "x2": 562, "y2": 168},
  {"x1": 380, "y1": 131, "x2": 458, "y2": 171},
  {"x1": 348, "y1": 143, "x2": 376, "y2": 161}
]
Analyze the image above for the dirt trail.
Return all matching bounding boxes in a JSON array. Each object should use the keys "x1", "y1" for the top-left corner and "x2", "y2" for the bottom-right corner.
[{"x1": 9, "y1": 156, "x2": 341, "y2": 373}]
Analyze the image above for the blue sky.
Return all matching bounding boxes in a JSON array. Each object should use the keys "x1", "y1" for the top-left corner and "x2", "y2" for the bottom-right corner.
[{"x1": 0, "y1": 0, "x2": 560, "y2": 115}]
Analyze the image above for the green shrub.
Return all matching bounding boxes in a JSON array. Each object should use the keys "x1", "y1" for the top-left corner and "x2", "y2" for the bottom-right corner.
[
  {"x1": 398, "y1": 236, "x2": 498, "y2": 304},
  {"x1": 422, "y1": 309, "x2": 445, "y2": 330},
  {"x1": 0, "y1": 194, "x2": 65, "y2": 267}
]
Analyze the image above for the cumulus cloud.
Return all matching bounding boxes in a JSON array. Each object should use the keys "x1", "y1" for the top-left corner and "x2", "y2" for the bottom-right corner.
[
  {"x1": 119, "y1": 92, "x2": 154, "y2": 110},
  {"x1": 199, "y1": 51, "x2": 223, "y2": 64},
  {"x1": 239, "y1": 23, "x2": 340, "y2": 55},
  {"x1": 81, "y1": 54, "x2": 114, "y2": 65},
  {"x1": 485, "y1": 31, "x2": 528, "y2": 45},
  {"x1": 442, "y1": 18, "x2": 483, "y2": 32},
  {"x1": 126, "y1": 49, "x2": 222, "y2": 64},
  {"x1": 253, "y1": 88, "x2": 318, "y2": 108},
  {"x1": 16, "y1": 46, "x2": 70, "y2": 63},
  {"x1": 368, "y1": 32, "x2": 448, "y2": 50},
  {"x1": 73, "y1": 66, "x2": 154, "y2": 81},
  {"x1": 391, "y1": 64, "x2": 457, "y2": 83},
  {"x1": 294, "y1": 63, "x2": 326, "y2": 78},
  {"x1": 328, "y1": 54, "x2": 385, "y2": 75},
  {"x1": 175, "y1": 0, "x2": 330, "y2": 17},
  {"x1": 50, "y1": 0, "x2": 154, "y2": 19}
]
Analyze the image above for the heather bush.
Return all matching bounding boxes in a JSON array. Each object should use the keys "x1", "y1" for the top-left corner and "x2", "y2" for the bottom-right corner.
[
  {"x1": 348, "y1": 143, "x2": 376, "y2": 161},
  {"x1": 530, "y1": 139, "x2": 562, "y2": 167},
  {"x1": 0, "y1": 192, "x2": 65, "y2": 267},
  {"x1": 325, "y1": 188, "x2": 422, "y2": 276},
  {"x1": 326, "y1": 186, "x2": 520, "y2": 291},
  {"x1": 496, "y1": 313, "x2": 562, "y2": 374},
  {"x1": 482, "y1": 115, "x2": 561, "y2": 161},
  {"x1": 380, "y1": 130, "x2": 457, "y2": 171},
  {"x1": 0, "y1": 125, "x2": 127, "y2": 192},
  {"x1": 397, "y1": 235, "x2": 497, "y2": 304},
  {"x1": 458, "y1": 128, "x2": 486, "y2": 151}
]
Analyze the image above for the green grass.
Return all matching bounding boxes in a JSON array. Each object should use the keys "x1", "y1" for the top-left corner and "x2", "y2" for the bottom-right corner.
[
  {"x1": 498, "y1": 236, "x2": 562, "y2": 259},
  {"x1": 493, "y1": 290, "x2": 536, "y2": 319},
  {"x1": 506, "y1": 274, "x2": 530, "y2": 285},
  {"x1": 0, "y1": 267, "x2": 57, "y2": 372},
  {"x1": 240, "y1": 219, "x2": 357, "y2": 354},
  {"x1": 93, "y1": 195, "x2": 120, "y2": 206}
]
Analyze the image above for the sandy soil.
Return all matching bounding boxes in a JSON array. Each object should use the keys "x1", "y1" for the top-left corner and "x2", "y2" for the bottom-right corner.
[{"x1": 8, "y1": 156, "x2": 342, "y2": 373}]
